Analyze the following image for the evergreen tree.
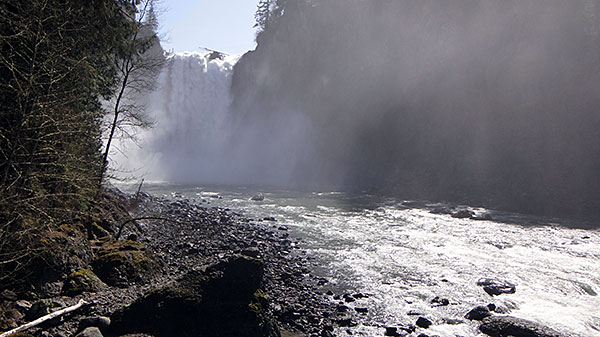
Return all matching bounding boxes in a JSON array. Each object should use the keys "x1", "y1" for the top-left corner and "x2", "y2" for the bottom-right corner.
[
  {"x1": 0, "y1": 0, "x2": 146, "y2": 286},
  {"x1": 255, "y1": 0, "x2": 276, "y2": 31}
]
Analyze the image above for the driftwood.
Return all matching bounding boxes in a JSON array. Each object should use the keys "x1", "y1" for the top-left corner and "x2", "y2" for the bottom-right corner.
[{"x1": 0, "y1": 299, "x2": 88, "y2": 337}]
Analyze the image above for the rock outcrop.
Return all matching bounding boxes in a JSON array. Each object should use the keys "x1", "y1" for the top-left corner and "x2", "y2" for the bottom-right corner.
[
  {"x1": 91, "y1": 240, "x2": 162, "y2": 288},
  {"x1": 111, "y1": 255, "x2": 280, "y2": 337}
]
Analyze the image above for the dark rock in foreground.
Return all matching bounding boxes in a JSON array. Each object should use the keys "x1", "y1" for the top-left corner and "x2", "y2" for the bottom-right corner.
[
  {"x1": 480, "y1": 316, "x2": 565, "y2": 337},
  {"x1": 111, "y1": 255, "x2": 280, "y2": 337}
]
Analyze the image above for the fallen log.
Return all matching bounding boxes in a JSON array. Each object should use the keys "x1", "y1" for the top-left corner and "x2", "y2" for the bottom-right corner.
[{"x1": 0, "y1": 299, "x2": 88, "y2": 337}]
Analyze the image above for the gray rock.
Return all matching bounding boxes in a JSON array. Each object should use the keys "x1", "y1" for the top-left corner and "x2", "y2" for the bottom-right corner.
[
  {"x1": 1, "y1": 289, "x2": 17, "y2": 300},
  {"x1": 431, "y1": 296, "x2": 449, "y2": 306},
  {"x1": 15, "y1": 300, "x2": 32, "y2": 310},
  {"x1": 62, "y1": 269, "x2": 107, "y2": 296},
  {"x1": 477, "y1": 278, "x2": 516, "y2": 296},
  {"x1": 465, "y1": 305, "x2": 492, "y2": 320},
  {"x1": 479, "y1": 316, "x2": 565, "y2": 337},
  {"x1": 385, "y1": 327, "x2": 400, "y2": 336},
  {"x1": 451, "y1": 210, "x2": 474, "y2": 219},
  {"x1": 26, "y1": 299, "x2": 66, "y2": 320},
  {"x1": 79, "y1": 316, "x2": 111, "y2": 331},
  {"x1": 416, "y1": 316, "x2": 433, "y2": 328},
  {"x1": 75, "y1": 327, "x2": 104, "y2": 337},
  {"x1": 40, "y1": 281, "x2": 63, "y2": 297},
  {"x1": 445, "y1": 318, "x2": 464, "y2": 325},
  {"x1": 355, "y1": 307, "x2": 368, "y2": 314},
  {"x1": 241, "y1": 247, "x2": 261, "y2": 258},
  {"x1": 251, "y1": 194, "x2": 264, "y2": 201}
]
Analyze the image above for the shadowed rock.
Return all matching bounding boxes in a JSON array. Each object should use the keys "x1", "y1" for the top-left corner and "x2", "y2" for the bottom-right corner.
[
  {"x1": 111, "y1": 255, "x2": 279, "y2": 337},
  {"x1": 480, "y1": 316, "x2": 565, "y2": 337},
  {"x1": 477, "y1": 278, "x2": 516, "y2": 296}
]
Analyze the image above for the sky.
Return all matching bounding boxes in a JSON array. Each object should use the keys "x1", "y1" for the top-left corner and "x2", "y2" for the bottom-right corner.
[{"x1": 158, "y1": 0, "x2": 259, "y2": 55}]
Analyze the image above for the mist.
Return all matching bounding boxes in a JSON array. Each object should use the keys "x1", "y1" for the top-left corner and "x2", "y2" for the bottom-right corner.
[
  {"x1": 228, "y1": 0, "x2": 600, "y2": 218},
  {"x1": 120, "y1": 0, "x2": 600, "y2": 219}
]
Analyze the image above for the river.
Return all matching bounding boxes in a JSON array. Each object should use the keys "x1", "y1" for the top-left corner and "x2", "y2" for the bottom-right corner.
[{"x1": 119, "y1": 182, "x2": 600, "y2": 337}]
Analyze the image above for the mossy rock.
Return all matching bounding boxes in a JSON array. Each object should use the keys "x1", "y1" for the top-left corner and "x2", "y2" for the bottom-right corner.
[
  {"x1": 18, "y1": 223, "x2": 93, "y2": 297},
  {"x1": 92, "y1": 240, "x2": 162, "y2": 288},
  {"x1": 62, "y1": 269, "x2": 107, "y2": 296},
  {"x1": 87, "y1": 221, "x2": 112, "y2": 240},
  {"x1": 4, "y1": 333, "x2": 35, "y2": 337},
  {"x1": 112, "y1": 255, "x2": 279, "y2": 337}
]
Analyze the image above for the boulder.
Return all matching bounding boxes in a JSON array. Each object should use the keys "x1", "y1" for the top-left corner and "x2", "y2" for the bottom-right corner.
[
  {"x1": 87, "y1": 221, "x2": 112, "y2": 240},
  {"x1": 26, "y1": 299, "x2": 66, "y2": 320},
  {"x1": 79, "y1": 316, "x2": 111, "y2": 332},
  {"x1": 385, "y1": 327, "x2": 400, "y2": 336},
  {"x1": 451, "y1": 210, "x2": 474, "y2": 219},
  {"x1": 479, "y1": 316, "x2": 565, "y2": 337},
  {"x1": 92, "y1": 240, "x2": 162, "y2": 287},
  {"x1": 111, "y1": 256, "x2": 280, "y2": 337},
  {"x1": 465, "y1": 305, "x2": 492, "y2": 320},
  {"x1": 62, "y1": 269, "x2": 107, "y2": 296},
  {"x1": 477, "y1": 278, "x2": 516, "y2": 296},
  {"x1": 75, "y1": 327, "x2": 104, "y2": 337},
  {"x1": 431, "y1": 296, "x2": 449, "y2": 306},
  {"x1": 251, "y1": 195, "x2": 265, "y2": 201},
  {"x1": 416, "y1": 317, "x2": 433, "y2": 328},
  {"x1": 27, "y1": 223, "x2": 92, "y2": 297}
]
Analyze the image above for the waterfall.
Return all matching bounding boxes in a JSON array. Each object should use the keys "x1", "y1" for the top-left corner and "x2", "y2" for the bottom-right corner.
[{"x1": 113, "y1": 49, "x2": 240, "y2": 183}]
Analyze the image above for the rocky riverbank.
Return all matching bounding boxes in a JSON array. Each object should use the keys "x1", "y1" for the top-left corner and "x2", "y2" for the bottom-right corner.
[
  {"x1": 0, "y1": 189, "x2": 572, "y2": 337},
  {"x1": 0, "y1": 188, "x2": 340, "y2": 337}
]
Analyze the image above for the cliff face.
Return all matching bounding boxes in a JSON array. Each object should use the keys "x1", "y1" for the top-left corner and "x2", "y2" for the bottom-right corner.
[{"x1": 231, "y1": 0, "x2": 600, "y2": 219}]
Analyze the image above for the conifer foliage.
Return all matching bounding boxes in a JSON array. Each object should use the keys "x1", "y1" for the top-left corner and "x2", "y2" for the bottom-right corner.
[{"x1": 0, "y1": 0, "x2": 160, "y2": 286}]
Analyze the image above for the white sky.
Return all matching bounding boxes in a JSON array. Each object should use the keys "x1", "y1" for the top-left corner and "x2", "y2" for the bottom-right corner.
[{"x1": 158, "y1": 0, "x2": 259, "y2": 55}]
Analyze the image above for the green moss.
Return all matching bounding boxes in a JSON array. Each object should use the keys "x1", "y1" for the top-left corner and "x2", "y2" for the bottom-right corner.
[
  {"x1": 90, "y1": 222, "x2": 111, "y2": 239},
  {"x1": 249, "y1": 289, "x2": 269, "y2": 315},
  {"x1": 92, "y1": 240, "x2": 162, "y2": 287},
  {"x1": 63, "y1": 269, "x2": 105, "y2": 295}
]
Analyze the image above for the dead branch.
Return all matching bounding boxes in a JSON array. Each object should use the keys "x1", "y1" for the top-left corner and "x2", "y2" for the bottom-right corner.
[
  {"x1": 0, "y1": 299, "x2": 88, "y2": 337},
  {"x1": 115, "y1": 216, "x2": 179, "y2": 240}
]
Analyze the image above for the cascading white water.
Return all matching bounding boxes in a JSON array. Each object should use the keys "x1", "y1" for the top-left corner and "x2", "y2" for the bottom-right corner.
[
  {"x1": 113, "y1": 49, "x2": 240, "y2": 182},
  {"x1": 128, "y1": 183, "x2": 600, "y2": 337}
]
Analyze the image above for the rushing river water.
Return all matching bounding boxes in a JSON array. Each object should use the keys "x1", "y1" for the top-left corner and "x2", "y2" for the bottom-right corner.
[{"x1": 122, "y1": 183, "x2": 600, "y2": 337}]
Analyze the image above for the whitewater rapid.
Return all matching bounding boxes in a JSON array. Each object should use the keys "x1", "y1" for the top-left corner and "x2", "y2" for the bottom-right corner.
[{"x1": 130, "y1": 184, "x2": 600, "y2": 337}]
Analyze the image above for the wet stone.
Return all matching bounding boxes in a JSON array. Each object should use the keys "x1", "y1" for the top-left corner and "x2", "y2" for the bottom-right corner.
[
  {"x1": 385, "y1": 327, "x2": 398, "y2": 336},
  {"x1": 431, "y1": 296, "x2": 449, "y2": 306},
  {"x1": 465, "y1": 305, "x2": 492, "y2": 321},
  {"x1": 477, "y1": 278, "x2": 516, "y2": 296},
  {"x1": 416, "y1": 317, "x2": 433, "y2": 329}
]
